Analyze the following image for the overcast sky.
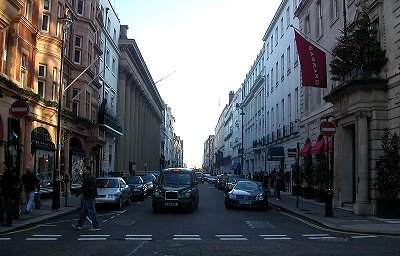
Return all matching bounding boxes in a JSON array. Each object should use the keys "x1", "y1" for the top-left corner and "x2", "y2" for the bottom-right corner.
[{"x1": 115, "y1": 0, "x2": 282, "y2": 168}]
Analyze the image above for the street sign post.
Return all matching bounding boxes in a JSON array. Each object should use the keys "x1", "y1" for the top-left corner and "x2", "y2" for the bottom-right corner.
[
  {"x1": 320, "y1": 121, "x2": 336, "y2": 137},
  {"x1": 288, "y1": 148, "x2": 297, "y2": 158},
  {"x1": 10, "y1": 100, "x2": 29, "y2": 119}
]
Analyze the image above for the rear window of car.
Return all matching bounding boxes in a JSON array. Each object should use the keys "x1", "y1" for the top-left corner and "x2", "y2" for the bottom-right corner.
[
  {"x1": 160, "y1": 171, "x2": 192, "y2": 185},
  {"x1": 97, "y1": 179, "x2": 119, "y2": 188},
  {"x1": 126, "y1": 176, "x2": 142, "y2": 184}
]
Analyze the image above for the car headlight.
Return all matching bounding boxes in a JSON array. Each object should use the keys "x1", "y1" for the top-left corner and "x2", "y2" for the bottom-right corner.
[
  {"x1": 153, "y1": 189, "x2": 162, "y2": 198},
  {"x1": 179, "y1": 190, "x2": 192, "y2": 198},
  {"x1": 256, "y1": 194, "x2": 264, "y2": 201},
  {"x1": 229, "y1": 193, "x2": 236, "y2": 199}
]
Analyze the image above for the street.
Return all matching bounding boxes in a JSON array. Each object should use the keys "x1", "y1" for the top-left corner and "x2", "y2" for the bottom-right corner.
[{"x1": 1, "y1": 183, "x2": 399, "y2": 256}]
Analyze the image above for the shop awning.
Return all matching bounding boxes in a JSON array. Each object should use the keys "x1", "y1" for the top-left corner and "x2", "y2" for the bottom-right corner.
[
  {"x1": 230, "y1": 162, "x2": 241, "y2": 170},
  {"x1": 299, "y1": 139, "x2": 312, "y2": 156},
  {"x1": 267, "y1": 146, "x2": 284, "y2": 161},
  {"x1": 311, "y1": 136, "x2": 325, "y2": 155}
]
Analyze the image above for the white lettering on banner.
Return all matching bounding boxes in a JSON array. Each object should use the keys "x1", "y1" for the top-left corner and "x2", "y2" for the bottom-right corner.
[{"x1": 308, "y1": 45, "x2": 321, "y2": 85}]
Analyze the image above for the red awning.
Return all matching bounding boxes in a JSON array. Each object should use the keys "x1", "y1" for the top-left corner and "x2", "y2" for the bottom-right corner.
[
  {"x1": 311, "y1": 137, "x2": 325, "y2": 155},
  {"x1": 299, "y1": 139, "x2": 312, "y2": 156}
]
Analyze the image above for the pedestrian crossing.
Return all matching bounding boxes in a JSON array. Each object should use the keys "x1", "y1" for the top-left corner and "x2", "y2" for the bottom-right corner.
[{"x1": 0, "y1": 233, "x2": 380, "y2": 242}]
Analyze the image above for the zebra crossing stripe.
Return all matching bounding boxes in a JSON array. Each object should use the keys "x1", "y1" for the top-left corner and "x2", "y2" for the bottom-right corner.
[
  {"x1": 0, "y1": 238, "x2": 11, "y2": 241},
  {"x1": 173, "y1": 235, "x2": 201, "y2": 241},
  {"x1": 216, "y1": 235, "x2": 247, "y2": 241},
  {"x1": 26, "y1": 234, "x2": 61, "y2": 241},
  {"x1": 351, "y1": 235, "x2": 378, "y2": 239},
  {"x1": 125, "y1": 235, "x2": 152, "y2": 241},
  {"x1": 302, "y1": 234, "x2": 335, "y2": 240},
  {"x1": 78, "y1": 234, "x2": 110, "y2": 241},
  {"x1": 259, "y1": 235, "x2": 291, "y2": 240}
]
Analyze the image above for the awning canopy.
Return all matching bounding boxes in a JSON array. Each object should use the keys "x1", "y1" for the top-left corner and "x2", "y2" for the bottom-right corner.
[
  {"x1": 311, "y1": 136, "x2": 325, "y2": 155},
  {"x1": 267, "y1": 146, "x2": 284, "y2": 161},
  {"x1": 299, "y1": 139, "x2": 312, "y2": 156},
  {"x1": 230, "y1": 162, "x2": 241, "y2": 170}
]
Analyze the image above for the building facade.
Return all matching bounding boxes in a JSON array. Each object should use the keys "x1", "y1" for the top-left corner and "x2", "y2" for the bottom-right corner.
[{"x1": 116, "y1": 25, "x2": 164, "y2": 174}]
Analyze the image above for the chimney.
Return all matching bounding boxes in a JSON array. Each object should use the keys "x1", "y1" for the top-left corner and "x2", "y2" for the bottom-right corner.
[
  {"x1": 229, "y1": 91, "x2": 234, "y2": 105},
  {"x1": 120, "y1": 25, "x2": 129, "y2": 39}
]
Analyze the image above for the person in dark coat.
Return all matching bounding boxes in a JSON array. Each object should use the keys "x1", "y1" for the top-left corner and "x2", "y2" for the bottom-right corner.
[
  {"x1": 0, "y1": 166, "x2": 18, "y2": 226},
  {"x1": 73, "y1": 166, "x2": 100, "y2": 231},
  {"x1": 21, "y1": 168, "x2": 39, "y2": 214}
]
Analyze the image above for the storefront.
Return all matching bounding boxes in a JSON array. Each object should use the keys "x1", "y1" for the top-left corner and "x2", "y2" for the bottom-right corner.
[{"x1": 69, "y1": 137, "x2": 85, "y2": 191}]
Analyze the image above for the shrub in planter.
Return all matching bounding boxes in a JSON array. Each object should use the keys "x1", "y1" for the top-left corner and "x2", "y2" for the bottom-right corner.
[
  {"x1": 302, "y1": 156, "x2": 315, "y2": 199},
  {"x1": 291, "y1": 163, "x2": 303, "y2": 196},
  {"x1": 375, "y1": 128, "x2": 400, "y2": 218},
  {"x1": 314, "y1": 154, "x2": 330, "y2": 202}
]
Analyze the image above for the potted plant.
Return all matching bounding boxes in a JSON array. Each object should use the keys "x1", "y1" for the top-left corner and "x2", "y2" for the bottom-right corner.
[
  {"x1": 302, "y1": 156, "x2": 315, "y2": 199},
  {"x1": 375, "y1": 128, "x2": 400, "y2": 218},
  {"x1": 314, "y1": 154, "x2": 329, "y2": 203}
]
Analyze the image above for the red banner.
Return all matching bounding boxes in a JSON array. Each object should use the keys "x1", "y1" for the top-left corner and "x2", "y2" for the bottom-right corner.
[{"x1": 294, "y1": 31, "x2": 327, "y2": 88}]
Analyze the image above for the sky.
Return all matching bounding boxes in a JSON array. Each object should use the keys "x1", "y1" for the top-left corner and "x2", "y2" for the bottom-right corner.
[{"x1": 115, "y1": 0, "x2": 282, "y2": 168}]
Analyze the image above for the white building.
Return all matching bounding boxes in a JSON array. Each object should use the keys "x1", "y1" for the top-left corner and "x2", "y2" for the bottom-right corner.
[
  {"x1": 99, "y1": 0, "x2": 122, "y2": 175},
  {"x1": 162, "y1": 104, "x2": 175, "y2": 168}
]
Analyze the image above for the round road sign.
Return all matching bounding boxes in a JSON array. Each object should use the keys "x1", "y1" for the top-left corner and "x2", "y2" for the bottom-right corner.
[
  {"x1": 320, "y1": 121, "x2": 336, "y2": 137},
  {"x1": 10, "y1": 100, "x2": 29, "y2": 119}
]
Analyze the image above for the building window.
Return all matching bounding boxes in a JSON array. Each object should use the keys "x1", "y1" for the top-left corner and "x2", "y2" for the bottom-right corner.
[
  {"x1": 275, "y1": 62, "x2": 279, "y2": 86},
  {"x1": 372, "y1": 18, "x2": 380, "y2": 42},
  {"x1": 52, "y1": 68, "x2": 57, "y2": 101},
  {"x1": 86, "y1": 91, "x2": 90, "y2": 118},
  {"x1": 25, "y1": 1, "x2": 32, "y2": 20},
  {"x1": 38, "y1": 64, "x2": 46, "y2": 77},
  {"x1": 293, "y1": 0, "x2": 297, "y2": 13},
  {"x1": 112, "y1": 57, "x2": 116, "y2": 74},
  {"x1": 72, "y1": 89, "x2": 80, "y2": 115},
  {"x1": 286, "y1": 7, "x2": 290, "y2": 28},
  {"x1": 287, "y1": 46, "x2": 291, "y2": 74},
  {"x1": 41, "y1": 14, "x2": 49, "y2": 32},
  {"x1": 38, "y1": 81, "x2": 45, "y2": 98},
  {"x1": 77, "y1": 0, "x2": 84, "y2": 16},
  {"x1": 271, "y1": 68, "x2": 274, "y2": 92},
  {"x1": 111, "y1": 96, "x2": 114, "y2": 109},
  {"x1": 266, "y1": 74, "x2": 270, "y2": 95},
  {"x1": 275, "y1": 27, "x2": 278, "y2": 45},
  {"x1": 331, "y1": 0, "x2": 339, "y2": 21},
  {"x1": 74, "y1": 36, "x2": 82, "y2": 64},
  {"x1": 106, "y1": 49, "x2": 110, "y2": 67},
  {"x1": 270, "y1": 35, "x2": 273, "y2": 53},
  {"x1": 281, "y1": 55, "x2": 285, "y2": 80},
  {"x1": 266, "y1": 42, "x2": 269, "y2": 59},
  {"x1": 21, "y1": 53, "x2": 28, "y2": 69},
  {"x1": 294, "y1": 39, "x2": 298, "y2": 65},
  {"x1": 107, "y1": 18, "x2": 111, "y2": 32},
  {"x1": 280, "y1": 18, "x2": 284, "y2": 37},
  {"x1": 43, "y1": 0, "x2": 50, "y2": 11},
  {"x1": 317, "y1": 1, "x2": 323, "y2": 38},
  {"x1": 305, "y1": 15, "x2": 311, "y2": 35},
  {"x1": 113, "y1": 29, "x2": 117, "y2": 41}
]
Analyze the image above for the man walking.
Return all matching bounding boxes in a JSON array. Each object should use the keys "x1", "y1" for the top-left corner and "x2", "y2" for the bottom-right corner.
[
  {"x1": 21, "y1": 168, "x2": 39, "y2": 214},
  {"x1": 73, "y1": 166, "x2": 101, "y2": 231}
]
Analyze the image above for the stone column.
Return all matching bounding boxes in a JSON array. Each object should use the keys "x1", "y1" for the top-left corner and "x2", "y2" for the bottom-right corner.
[
  {"x1": 123, "y1": 77, "x2": 131, "y2": 173},
  {"x1": 116, "y1": 69, "x2": 127, "y2": 172},
  {"x1": 129, "y1": 82, "x2": 136, "y2": 164},
  {"x1": 355, "y1": 111, "x2": 372, "y2": 215}
]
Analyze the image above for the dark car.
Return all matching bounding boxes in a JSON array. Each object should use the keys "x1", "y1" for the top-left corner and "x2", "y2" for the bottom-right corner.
[
  {"x1": 224, "y1": 180, "x2": 268, "y2": 210},
  {"x1": 124, "y1": 176, "x2": 147, "y2": 201},
  {"x1": 215, "y1": 175, "x2": 225, "y2": 190},
  {"x1": 152, "y1": 168, "x2": 199, "y2": 213},
  {"x1": 195, "y1": 172, "x2": 204, "y2": 183},
  {"x1": 224, "y1": 175, "x2": 242, "y2": 193},
  {"x1": 140, "y1": 174, "x2": 157, "y2": 196}
]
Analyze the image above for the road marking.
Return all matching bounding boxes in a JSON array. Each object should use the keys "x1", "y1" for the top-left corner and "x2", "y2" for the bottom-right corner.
[
  {"x1": 125, "y1": 235, "x2": 152, "y2": 241},
  {"x1": 351, "y1": 235, "x2": 378, "y2": 239},
  {"x1": 216, "y1": 235, "x2": 247, "y2": 241},
  {"x1": 302, "y1": 234, "x2": 329, "y2": 237},
  {"x1": 259, "y1": 235, "x2": 291, "y2": 240},
  {"x1": 173, "y1": 235, "x2": 201, "y2": 241},
  {"x1": 26, "y1": 234, "x2": 62, "y2": 241},
  {"x1": 0, "y1": 238, "x2": 11, "y2": 241},
  {"x1": 78, "y1": 234, "x2": 110, "y2": 241}
]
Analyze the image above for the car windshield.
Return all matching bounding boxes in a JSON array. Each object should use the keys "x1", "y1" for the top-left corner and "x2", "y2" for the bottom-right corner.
[
  {"x1": 228, "y1": 176, "x2": 240, "y2": 183},
  {"x1": 141, "y1": 174, "x2": 154, "y2": 182},
  {"x1": 235, "y1": 181, "x2": 259, "y2": 191},
  {"x1": 96, "y1": 179, "x2": 119, "y2": 188},
  {"x1": 126, "y1": 176, "x2": 142, "y2": 184},
  {"x1": 161, "y1": 172, "x2": 192, "y2": 185}
]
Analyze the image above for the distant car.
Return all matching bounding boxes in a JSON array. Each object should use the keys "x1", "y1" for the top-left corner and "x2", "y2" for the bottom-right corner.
[
  {"x1": 152, "y1": 168, "x2": 199, "y2": 213},
  {"x1": 195, "y1": 172, "x2": 204, "y2": 183},
  {"x1": 216, "y1": 175, "x2": 225, "y2": 190},
  {"x1": 224, "y1": 180, "x2": 268, "y2": 210},
  {"x1": 140, "y1": 174, "x2": 157, "y2": 196},
  {"x1": 124, "y1": 176, "x2": 147, "y2": 201},
  {"x1": 95, "y1": 177, "x2": 130, "y2": 209}
]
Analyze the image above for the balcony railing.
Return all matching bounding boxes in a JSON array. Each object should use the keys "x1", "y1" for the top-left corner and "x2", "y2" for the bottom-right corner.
[{"x1": 290, "y1": 121, "x2": 299, "y2": 134}]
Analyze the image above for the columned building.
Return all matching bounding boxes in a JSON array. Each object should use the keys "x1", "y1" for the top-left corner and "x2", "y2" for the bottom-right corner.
[
  {"x1": 202, "y1": 135, "x2": 215, "y2": 174},
  {"x1": 117, "y1": 25, "x2": 164, "y2": 174},
  {"x1": 161, "y1": 104, "x2": 176, "y2": 169}
]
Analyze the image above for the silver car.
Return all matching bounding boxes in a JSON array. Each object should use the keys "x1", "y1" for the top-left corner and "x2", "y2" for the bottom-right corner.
[{"x1": 95, "y1": 177, "x2": 130, "y2": 209}]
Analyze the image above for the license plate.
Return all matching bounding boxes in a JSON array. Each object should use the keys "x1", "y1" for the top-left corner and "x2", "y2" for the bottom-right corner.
[
  {"x1": 165, "y1": 202, "x2": 178, "y2": 207},
  {"x1": 239, "y1": 201, "x2": 251, "y2": 205}
]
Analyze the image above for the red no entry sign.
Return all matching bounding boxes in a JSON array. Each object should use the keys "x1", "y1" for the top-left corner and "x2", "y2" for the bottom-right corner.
[
  {"x1": 10, "y1": 100, "x2": 29, "y2": 119},
  {"x1": 320, "y1": 121, "x2": 336, "y2": 137}
]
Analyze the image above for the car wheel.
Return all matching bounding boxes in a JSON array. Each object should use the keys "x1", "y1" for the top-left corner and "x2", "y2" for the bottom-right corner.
[{"x1": 117, "y1": 198, "x2": 123, "y2": 210}]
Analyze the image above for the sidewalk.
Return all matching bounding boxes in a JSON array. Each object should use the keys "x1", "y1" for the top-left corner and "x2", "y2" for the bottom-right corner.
[
  {"x1": 0, "y1": 195, "x2": 81, "y2": 234},
  {"x1": 269, "y1": 192, "x2": 400, "y2": 236}
]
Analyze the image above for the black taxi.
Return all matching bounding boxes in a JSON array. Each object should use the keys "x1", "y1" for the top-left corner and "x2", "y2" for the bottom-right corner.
[{"x1": 152, "y1": 168, "x2": 199, "y2": 213}]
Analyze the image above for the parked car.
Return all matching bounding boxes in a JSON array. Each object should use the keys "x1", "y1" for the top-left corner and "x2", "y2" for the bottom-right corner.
[
  {"x1": 224, "y1": 175, "x2": 242, "y2": 193},
  {"x1": 195, "y1": 172, "x2": 204, "y2": 183},
  {"x1": 152, "y1": 168, "x2": 199, "y2": 213},
  {"x1": 140, "y1": 174, "x2": 157, "y2": 196},
  {"x1": 224, "y1": 180, "x2": 269, "y2": 210},
  {"x1": 216, "y1": 174, "x2": 225, "y2": 190},
  {"x1": 124, "y1": 176, "x2": 147, "y2": 201},
  {"x1": 95, "y1": 177, "x2": 130, "y2": 209}
]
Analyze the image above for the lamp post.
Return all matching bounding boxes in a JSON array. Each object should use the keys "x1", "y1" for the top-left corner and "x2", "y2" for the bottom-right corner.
[
  {"x1": 52, "y1": 7, "x2": 73, "y2": 210},
  {"x1": 236, "y1": 103, "x2": 245, "y2": 177}
]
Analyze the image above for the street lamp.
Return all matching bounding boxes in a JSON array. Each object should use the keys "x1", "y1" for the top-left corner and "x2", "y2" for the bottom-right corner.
[
  {"x1": 236, "y1": 103, "x2": 245, "y2": 177},
  {"x1": 52, "y1": 7, "x2": 73, "y2": 210}
]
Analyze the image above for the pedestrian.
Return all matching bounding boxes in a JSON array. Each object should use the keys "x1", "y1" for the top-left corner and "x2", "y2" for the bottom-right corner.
[
  {"x1": 262, "y1": 172, "x2": 270, "y2": 197},
  {"x1": 276, "y1": 171, "x2": 284, "y2": 200},
  {"x1": 73, "y1": 166, "x2": 101, "y2": 231},
  {"x1": 0, "y1": 165, "x2": 17, "y2": 226},
  {"x1": 21, "y1": 168, "x2": 39, "y2": 214}
]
